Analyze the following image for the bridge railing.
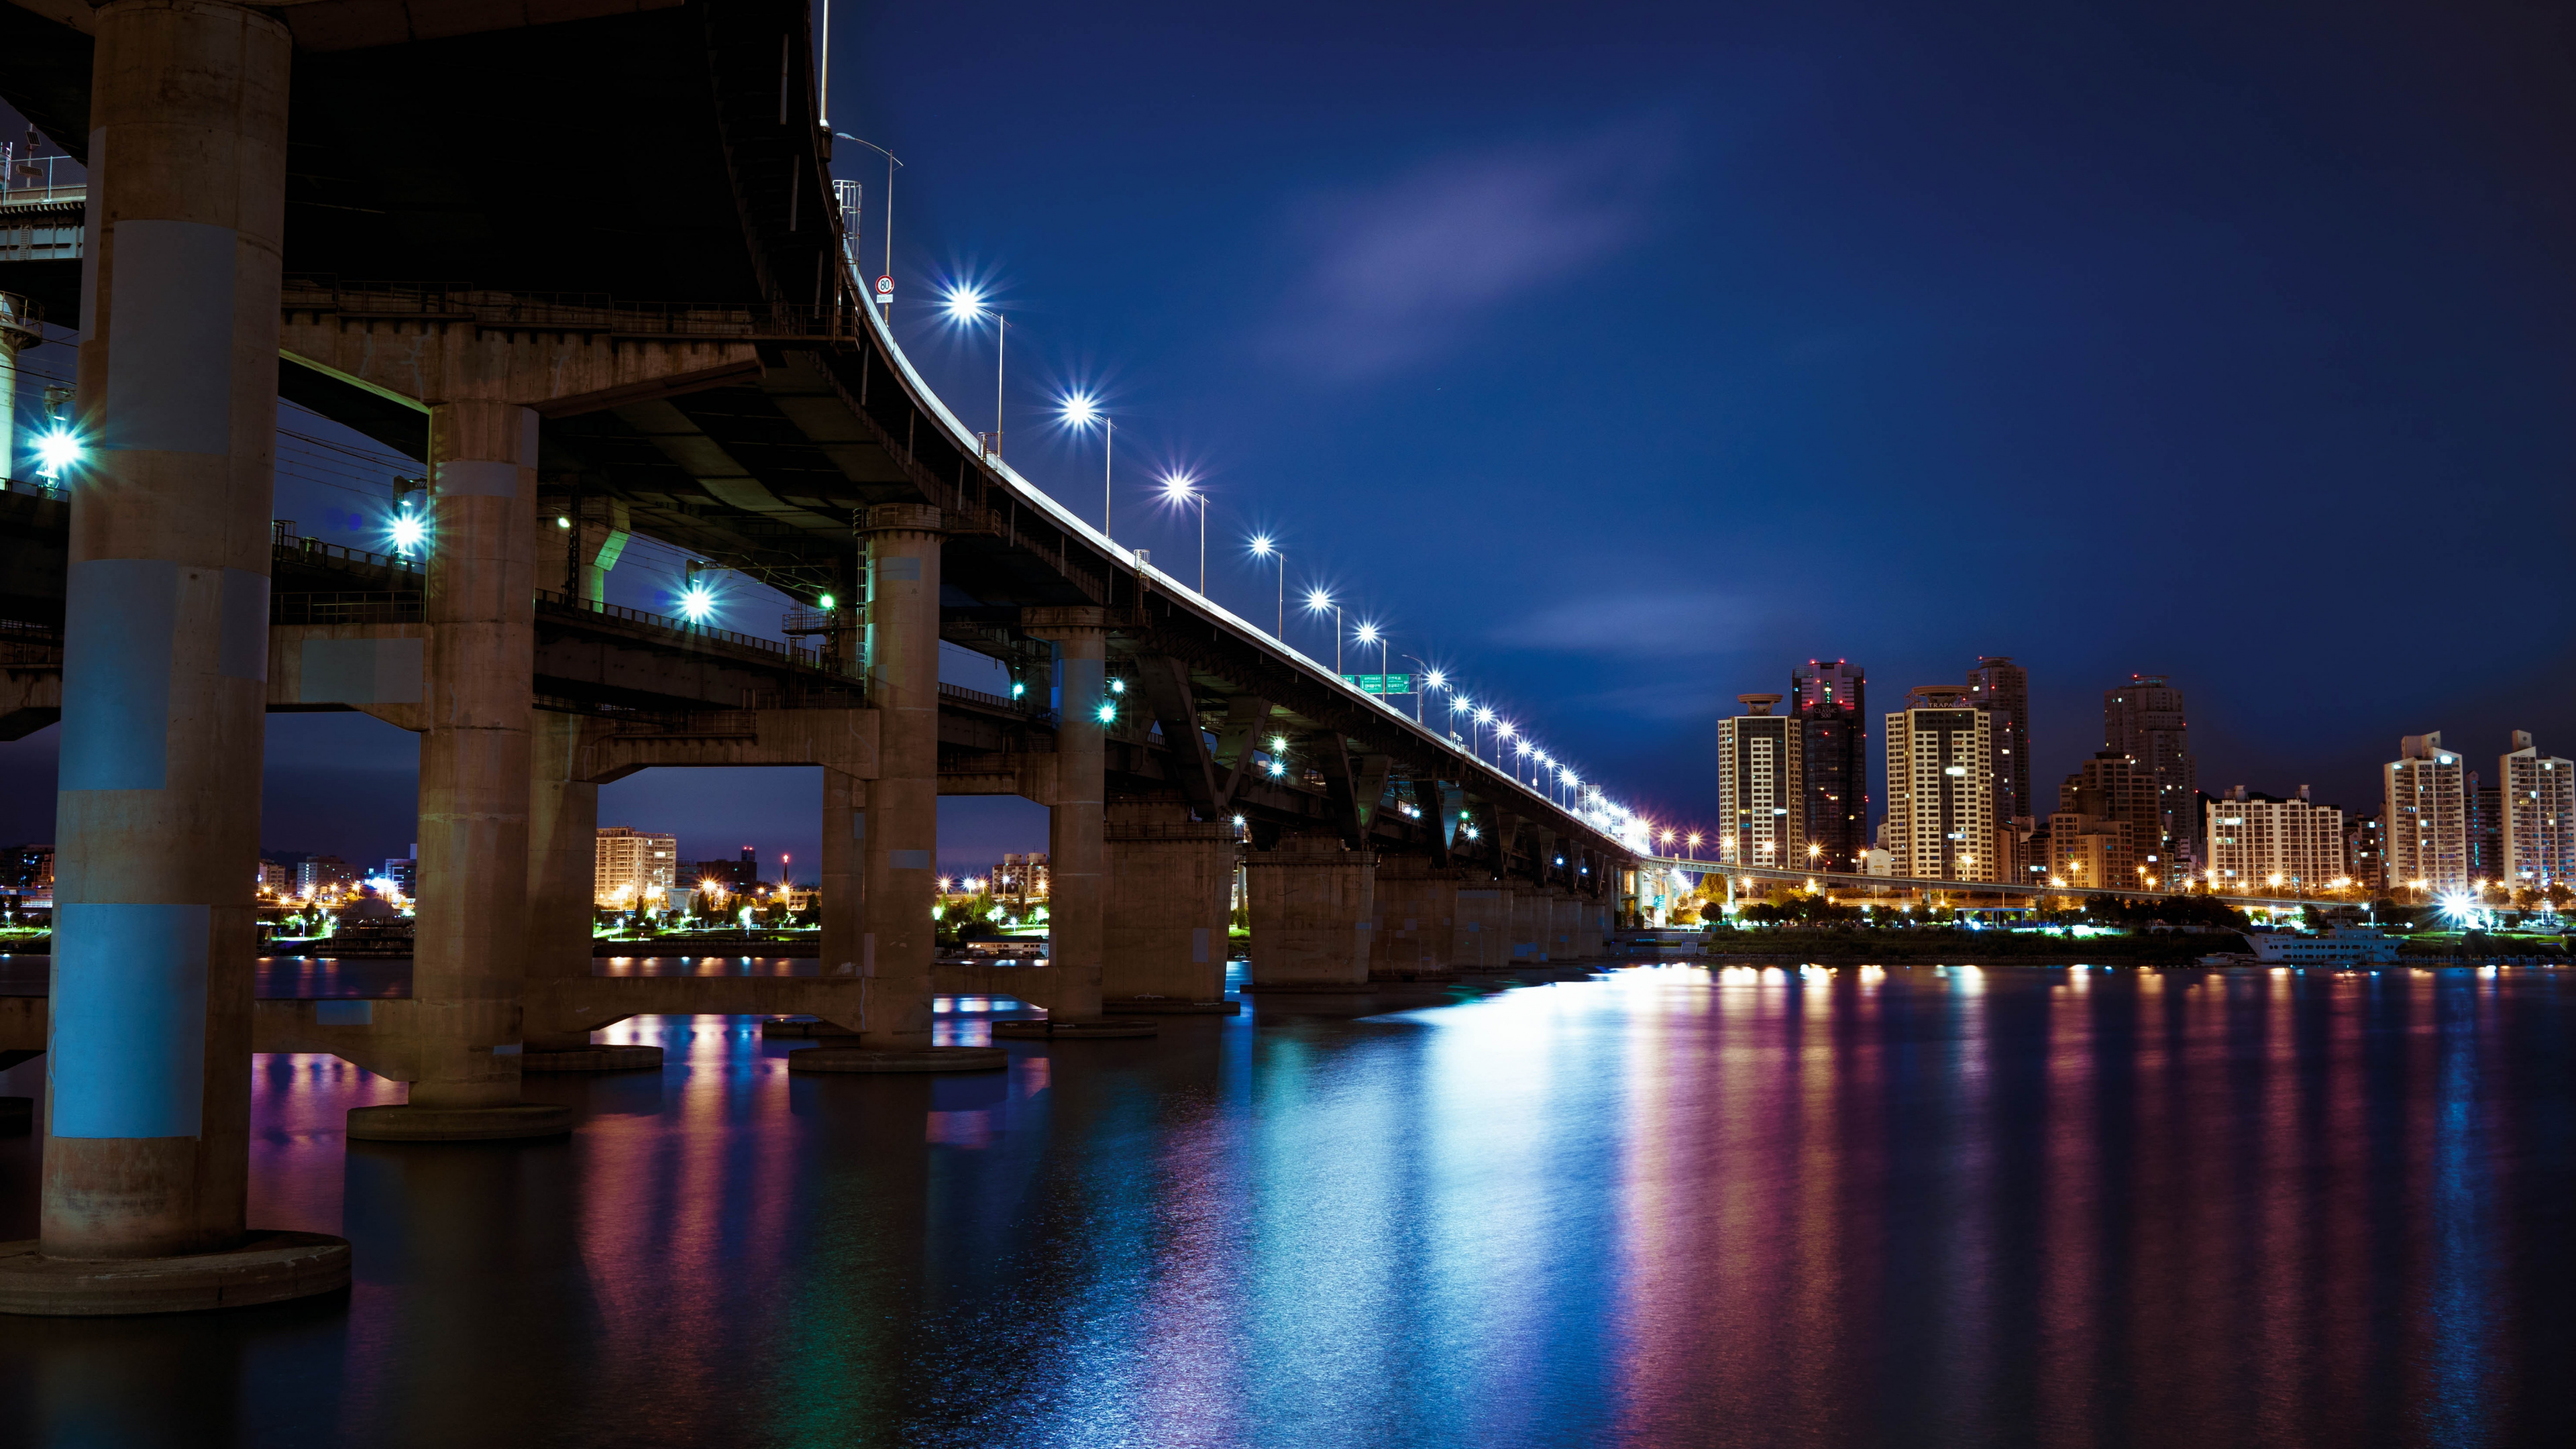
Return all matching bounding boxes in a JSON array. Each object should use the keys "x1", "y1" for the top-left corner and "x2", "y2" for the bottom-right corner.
[
  {"x1": 271, "y1": 525, "x2": 423, "y2": 580},
  {"x1": 0, "y1": 619, "x2": 60, "y2": 667},
  {"x1": 271, "y1": 592, "x2": 423, "y2": 626},
  {"x1": 280, "y1": 276, "x2": 862, "y2": 342}
]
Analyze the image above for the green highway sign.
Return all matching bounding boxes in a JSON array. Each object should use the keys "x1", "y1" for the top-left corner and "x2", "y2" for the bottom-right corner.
[{"x1": 1341, "y1": 674, "x2": 1412, "y2": 696}]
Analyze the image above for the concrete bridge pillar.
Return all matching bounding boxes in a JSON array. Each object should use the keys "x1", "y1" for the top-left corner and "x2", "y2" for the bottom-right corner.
[
  {"x1": 1372, "y1": 859, "x2": 1460, "y2": 980},
  {"x1": 819, "y1": 767, "x2": 863, "y2": 979},
  {"x1": 5, "y1": 0, "x2": 351, "y2": 1313},
  {"x1": 350, "y1": 398, "x2": 569, "y2": 1141},
  {"x1": 1452, "y1": 884, "x2": 1511, "y2": 969},
  {"x1": 1102, "y1": 796, "x2": 1234, "y2": 1008},
  {"x1": 1548, "y1": 890, "x2": 1584, "y2": 961},
  {"x1": 1508, "y1": 887, "x2": 1548, "y2": 963},
  {"x1": 1022, "y1": 608, "x2": 1108, "y2": 1021},
  {"x1": 1246, "y1": 832, "x2": 1375, "y2": 985},
  {"x1": 523, "y1": 710, "x2": 597, "y2": 1051}
]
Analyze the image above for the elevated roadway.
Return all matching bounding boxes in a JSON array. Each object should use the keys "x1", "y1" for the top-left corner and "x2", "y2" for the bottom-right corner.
[{"x1": 1644, "y1": 857, "x2": 2352, "y2": 911}]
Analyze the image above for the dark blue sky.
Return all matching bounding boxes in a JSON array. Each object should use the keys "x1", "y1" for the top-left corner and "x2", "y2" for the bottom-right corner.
[{"x1": 6, "y1": 0, "x2": 2573, "y2": 876}]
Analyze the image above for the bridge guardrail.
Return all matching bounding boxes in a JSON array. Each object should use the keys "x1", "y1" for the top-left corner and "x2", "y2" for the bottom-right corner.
[
  {"x1": 281, "y1": 276, "x2": 864, "y2": 342},
  {"x1": 272, "y1": 592, "x2": 423, "y2": 626}
]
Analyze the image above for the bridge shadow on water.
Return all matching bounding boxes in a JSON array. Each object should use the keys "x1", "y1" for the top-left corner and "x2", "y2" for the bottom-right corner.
[{"x1": 1, "y1": 963, "x2": 2571, "y2": 1449}]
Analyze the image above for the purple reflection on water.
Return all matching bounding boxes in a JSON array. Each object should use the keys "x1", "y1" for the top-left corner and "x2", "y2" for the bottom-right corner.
[{"x1": 0, "y1": 963, "x2": 2569, "y2": 1446}]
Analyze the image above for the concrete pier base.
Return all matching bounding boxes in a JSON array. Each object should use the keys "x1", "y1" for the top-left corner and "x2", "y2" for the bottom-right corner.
[
  {"x1": 1452, "y1": 886, "x2": 1512, "y2": 969},
  {"x1": 1246, "y1": 833, "x2": 1375, "y2": 985},
  {"x1": 1103, "y1": 796, "x2": 1235, "y2": 1006},
  {"x1": 991, "y1": 1018, "x2": 1158, "y2": 1040},
  {"x1": 345, "y1": 1102, "x2": 575, "y2": 1142},
  {"x1": 1105, "y1": 998, "x2": 1243, "y2": 1015},
  {"x1": 521, "y1": 1044, "x2": 664, "y2": 1073},
  {"x1": 788, "y1": 1046, "x2": 1007, "y2": 1073},
  {"x1": 1373, "y1": 863, "x2": 1462, "y2": 981},
  {"x1": 0, "y1": 1232, "x2": 351, "y2": 1317}
]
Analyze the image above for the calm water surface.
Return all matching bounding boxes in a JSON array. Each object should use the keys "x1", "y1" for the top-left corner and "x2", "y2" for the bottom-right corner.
[{"x1": 1, "y1": 963, "x2": 2569, "y2": 1448}]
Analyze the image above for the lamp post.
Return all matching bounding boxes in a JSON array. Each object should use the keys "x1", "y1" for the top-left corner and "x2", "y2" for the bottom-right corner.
[
  {"x1": 1304, "y1": 589, "x2": 1342, "y2": 674},
  {"x1": 1473, "y1": 706, "x2": 1494, "y2": 763},
  {"x1": 1402, "y1": 659, "x2": 1440, "y2": 723},
  {"x1": 1248, "y1": 535, "x2": 1283, "y2": 639},
  {"x1": 1163, "y1": 472, "x2": 1206, "y2": 590},
  {"x1": 1061, "y1": 392, "x2": 1114, "y2": 543},
  {"x1": 830, "y1": 133, "x2": 903, "y2": 313},
  {"x1": 1355, "y1": 621, "x2": 1387, "y2": 703},
  {"x1": 944, "y1": 286, "x2": 1006, "y2": 460}
]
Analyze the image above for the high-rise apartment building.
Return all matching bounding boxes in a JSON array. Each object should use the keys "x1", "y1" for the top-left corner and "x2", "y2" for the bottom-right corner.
[
  {"x1": 294, "y1": 855, "x2": 356, "y2": 898},
  {"x1": 2104, "y1": 675, "x2": 2198, "y2": 873},
  {"x1": 2385, "y1": 733, "x2": 2467, "y2": 893},
  {"x1": 595, "y1": 826, "x2": 679, "y2": 906},
  {"x1": 1790, "y1": 659, "x2": 1868, "y2": 871},
  {"x1": 2499, "y1": 731, "x2": 2575, "y2": 889},
  {"x1": 2055, "y1": 751, "x2": 2167, "y2": 889},
  {"x1": 1964, "y1": 656, "x2": 2030, "y2": 828},
  {"x1": 2204, "y1": 785, "x2": 2345, "y2": 892},
  {"x1": 2466, "y1": 775, "x2": 2505, "y2": 884},
  {"x1": 1718, "y1": 694, "x2": 1805, "y2": 869},
  {"x1": 2344, "y1": 813, "x2": 2385, "y2": 893},
  {"x1": 1884, "y1": 700, "x2": 1994, "y2": 882},
  {"x1": 692, "y1": 845, "x2": 761, "y2": 896}
]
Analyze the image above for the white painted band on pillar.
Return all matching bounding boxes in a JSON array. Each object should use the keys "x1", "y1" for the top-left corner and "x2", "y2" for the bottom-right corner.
[
  {"x1": 101, "y1": 219, "x2": 237, "y2": 455},
  {"x1": 434, "y1": 460, "x2": 523, "y2": 498},
  {"x1": 47, "y1": 902, "x2": 211, "y2": 1138},
  {"x1": 57, "y1": 557, "x2": 176, "y2": 792}
]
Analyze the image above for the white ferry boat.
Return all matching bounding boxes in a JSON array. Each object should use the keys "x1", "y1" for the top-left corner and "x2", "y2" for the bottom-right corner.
[{"x1": 2244, "y1": 927, "x2": 2403, "y2": 966}]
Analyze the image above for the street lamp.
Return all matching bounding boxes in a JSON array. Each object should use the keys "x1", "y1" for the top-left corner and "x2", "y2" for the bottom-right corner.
[
  {"x1": 829, "y1": 132, "x2": 903, "y2": 314},
  {"x1": 1248, "y1": 534, "x2": 1284, "y2": 639},
  {"x1": 1354, "y1": 621, "x2": 1388, "y2": 702},
  {"x1": 1401, "y1": 660, "x2": 1441, "y2": 723},
  {"x1": 943, "y1": 285, "x2": 1006, "y2": 460},
  {"x1": 1163, "y1": 472, "x2": 1206, "y2": 590},
  {"x1": 1473, "y1": 706, "x2": 1494, "y2": 762},
  {"x1": 1304, "y1": 588, "x2": 1342, "y2": 674},
  {"x1": 1495, "y1": 718, "x2": 1516, "y2": 773},
  {"x1": 1061, "y1": 391, "x2": 1114, "y2": 542}
]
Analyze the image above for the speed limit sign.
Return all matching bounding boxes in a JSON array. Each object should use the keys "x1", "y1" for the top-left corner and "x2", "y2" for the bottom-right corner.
[{"x1": 874, "y1": 275, "x2": 894, "y2": 305}]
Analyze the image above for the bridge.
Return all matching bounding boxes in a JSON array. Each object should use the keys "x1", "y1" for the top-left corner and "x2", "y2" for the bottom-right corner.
[
  {"x1": 0, "y1": 0, "x2": 1643, "y2": 1313},
  {"x1": 1642, "y1": 857, "x2": 2355, "y2": 911}
]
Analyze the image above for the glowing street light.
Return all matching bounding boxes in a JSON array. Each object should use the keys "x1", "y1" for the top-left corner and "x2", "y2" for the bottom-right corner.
[
  {"x1": 1061, "y1": 390, "x2": 1116, "y2": 542},
  {"x1": 1399, "y1": 655, "x2": 1438, "y2": 722},
  {"x1": 1162, "y1": 472, "x2": 1206, "y2": 590},
  {"x1": 388, "y1": 508, "x2": 427, "y2": 557},
  {"x1": 1303, "y1": 588, "x2": 1343, "y2": 673},
  {"x1": 1354, "y1": 620, "x2": 1390, "y2": 705},
  {"x1": 677, "y1": 580, "x2": 717, "y2": 624},
  {"x1": 33, "y1": 425, "x2": 83, "y2": 482},
  {"x1": 1247, "y1": 534, "x2": 1284, "y2": 639},
  {"x1": 943, "y1": 284, "x2": 1008, "y2": 460}
]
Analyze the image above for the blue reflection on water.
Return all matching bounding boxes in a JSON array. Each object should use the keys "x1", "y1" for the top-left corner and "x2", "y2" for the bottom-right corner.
[{"x1": 0, "y1": 963, "x2": 2569, "y2": 1448}]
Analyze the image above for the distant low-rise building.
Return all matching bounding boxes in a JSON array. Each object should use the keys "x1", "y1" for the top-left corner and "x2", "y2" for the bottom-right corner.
[
  {"x1": 2204, "y1": 786, "x2": 2345, "y2": 893},
  {"x1": 2045, "y1": 814, "x2": 2134, "y2": 892},
  {"x1": 691, "y1": 846, "x2": 760, "y2": 898},
  {"x1": 993, "y1": 853, "x2": 1050, "y2": 901},
  {"x1": 294, "y1": 855, "x2": 357, "y2": 899}
]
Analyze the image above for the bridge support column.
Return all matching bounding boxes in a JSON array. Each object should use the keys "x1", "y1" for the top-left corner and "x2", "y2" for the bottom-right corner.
[
  {"x1": 1005, "y1": 608, "x2": 1156, "y2": 1038},
  {"x1": 1509, "y1": 888, "x2": 1548, "y2": 963},
  {"x1": 1102, "y1": 796, "x2": 1234, "y2": 1009},
  {"x1": 519, "y1": 713, "x2": 659, "y2": 1071},
  {"x1": 1372, "y1": 861, "x2": 1460, "y2": 981},
  {"x1": 1548, "y1": 890, "x2": 1583, "y2": 962},
  {"x1": 3, "y1": 0, "x2": 352, "y2": 1315},
  {"x1": 820, "y1": 767, "x2": 863, "y2": 980},
  {"x1": 350, "y1": 398, "x2": 570, "y2": 1140},
  {"x1": 1452, "y1": 885, "x2": 1511, "y2": 969},
  {"x1": 796, "y1": 504, "x2": 996, "y2": 1070},
  {"x1": 1246, "y1": 833, "x2": 1375, "y2": 985}
]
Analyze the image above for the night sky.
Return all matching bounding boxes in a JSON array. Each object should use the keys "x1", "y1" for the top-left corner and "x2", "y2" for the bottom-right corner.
[{"x1": 5, "y1": 0, "x2": 2572, "y2": 880}]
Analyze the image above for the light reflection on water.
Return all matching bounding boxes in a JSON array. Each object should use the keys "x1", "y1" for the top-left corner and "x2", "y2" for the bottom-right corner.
[{"x1": 0, "y1": 963, "x2": 2569, "y2": 1448}]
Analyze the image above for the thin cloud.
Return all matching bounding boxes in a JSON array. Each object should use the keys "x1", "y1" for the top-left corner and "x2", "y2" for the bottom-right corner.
[
  {"x1": 1511, "y1": 588, "x2": 1768, "y2": 659},
  {"x1": 1267, "y1": 119, "x2": 1680, "y2": 379}
]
